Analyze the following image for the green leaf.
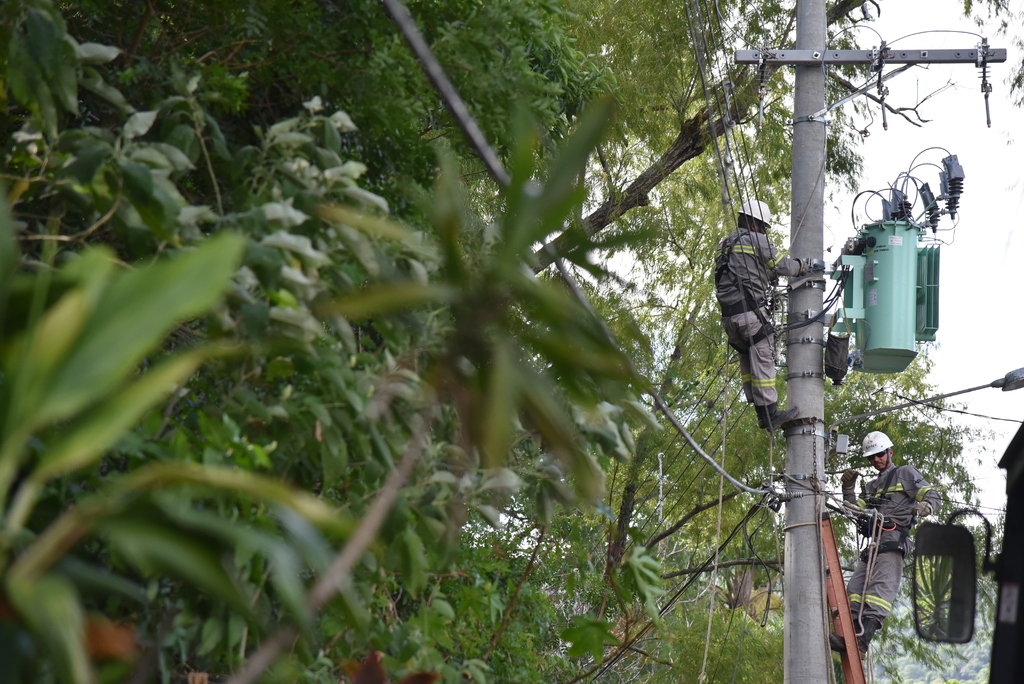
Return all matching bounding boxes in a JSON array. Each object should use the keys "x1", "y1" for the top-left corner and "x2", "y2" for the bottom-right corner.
[
  {"x1": 321, "y1": 428, "x2": 349, "y2": 487},
  {"x1": 519, "y1": 373, "x2": 603, "y2": 499},
  {"x1": 96, "y1": 517, "x2": 254, "y2": 619},
  {"x1": 322, "y1": 118, "x2": 341, "y2": 153},
  {"x1": 63, "y1": 144, "x2": 111, "y2": 185},
  {"x1": 431, "y1": 598, "x2": 455, "y2": 621},
  {"x1": 319, "y1": 204, "x2": 414, "y2": 242},
  {"x1": 6, "y1": 573, "x2": 92, "y2": 684},
  {"x1": 51, "y1": 36, "x2": 79, "y2": 114},
  {"x1": 54, "y1": 556, "x2": 147, "y2": 604},
  {"x1": 560, "y1": 615, "x2": 620, "y2": 664},
  {"x1": 124, "y1": 463, "x2": 347, "y2": 529},
  {"x1": 31, "y1": 345, "x2": 232, "y2": 483},
  {"x1": 463, "y1": 659, "x2": 491, "y2": 684},
  {"x1": 80, "y1": 66, "x2": 134, "y2": 115},
  {"x1": 34, "y1": 232, "x2": 244, "y2": 427},
  {"x1": 396, "y1": 526, "x2": 427, "y2": 598},
  {"x1": 7, "y1": 31, "x2": 55, "y2": 136},
  {"x1": 153, "y1": 502, "x2": 314, "y2": 630},
  {"x1": 622, "y1": 546, "x2": 666, "y2": 620},
  {"x1": 74, "y1": 42, "x2": 121, "y2": 64},
  {"x1": 118, "y1": 161, "x2": 179, "y2": 236},
  {"x1": 326, "y1": 283, "x2": 456, "y2": 321},
  {"x1": 123, "y1": 111, "x2": 158, "y2": 140},
  {"x1": 24, "y1": 10, "x2": 62, "y2": 83},
  {"x1": 198, "y1": 618, "x2": 223, "y2": 656}
]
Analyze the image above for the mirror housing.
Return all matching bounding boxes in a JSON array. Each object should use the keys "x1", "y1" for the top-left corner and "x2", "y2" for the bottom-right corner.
[{"x1": 913, "y1": 522, "x2": 976, "y2": 643}]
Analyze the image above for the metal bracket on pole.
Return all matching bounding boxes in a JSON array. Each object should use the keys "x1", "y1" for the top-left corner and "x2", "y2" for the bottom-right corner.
[
  {"x1": 789, "y1": 337, "x2": 826, "y2": 347},
  {"x1": 798, "y1": 63, "x2": 913, "y2": 124},
  {"x1": 790, "y1": 309, "x2": 823, "y2": 323},
  {"x1": 790, "y1": 114, "x2": 829, "y2": 125},
  {"x1": 784, "y1": 426, "x2": 828, "y2": 440},
  {"x1": 787, "y1": 370, "x2": 826, "y2": 380}
]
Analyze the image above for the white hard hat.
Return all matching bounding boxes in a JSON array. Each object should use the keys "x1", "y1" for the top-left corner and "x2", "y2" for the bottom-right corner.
[
  {"x1": 862, "y1": 431, "x2": 893, "y2": 457},
  {"x1": 738, "y1": 200, "x2": 772, "y2": 225}
]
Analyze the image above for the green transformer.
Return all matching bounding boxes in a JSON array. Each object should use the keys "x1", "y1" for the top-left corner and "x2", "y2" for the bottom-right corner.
[{"x1": 832, "y1": 221, "x2": 940, "y2": 373}]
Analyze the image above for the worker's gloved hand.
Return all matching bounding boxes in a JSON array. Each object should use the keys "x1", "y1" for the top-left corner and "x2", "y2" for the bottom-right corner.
[
  {"x1": 840, "y1": 469, "x2": 859, "y2": 493},
  {"x1": 795, "y1": 258, "x2": 810, "y2": 275},
  {"x1": 912, "y1": 501, "x2": 933, "y2": 517}
]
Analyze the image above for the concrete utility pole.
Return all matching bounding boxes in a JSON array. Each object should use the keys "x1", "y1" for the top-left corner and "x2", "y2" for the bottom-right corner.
[
  {"x1": 783, "y1": 0, "x2": 829, "y2": 679},
  {"x1": 736, "y1": 30, "x2": 1005, "y2": 684}
]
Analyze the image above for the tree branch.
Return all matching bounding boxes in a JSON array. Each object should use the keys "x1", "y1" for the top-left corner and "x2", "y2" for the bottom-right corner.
[
  {"x1": 830, "y1": 72, "x2": 947, "y2": 129},
  {"x1": 533, "y1": 3, "x2": 874, "y2": 271},
  {"x1": 662, "y1": 557, "x2": 780, "y2": 579},
  {"x1": 534, "y1": 110, "x2": 711, "y2": 269},
  {"x1": 646, "y1": 491, "x2": 739, "y2": 548}
]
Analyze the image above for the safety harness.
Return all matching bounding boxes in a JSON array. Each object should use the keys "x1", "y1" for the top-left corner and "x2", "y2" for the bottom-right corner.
[
  {"x1": 715, "y1": 235, "x2": 774, "y2": 352},
  {"x1": 858, "y1": 465, "x2": 914, "y2": 557}
]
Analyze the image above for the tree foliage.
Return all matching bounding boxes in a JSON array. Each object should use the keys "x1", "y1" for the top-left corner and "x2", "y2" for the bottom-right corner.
[{"x1": 0, "y1": 0, "x2": 993, "y2": 683}]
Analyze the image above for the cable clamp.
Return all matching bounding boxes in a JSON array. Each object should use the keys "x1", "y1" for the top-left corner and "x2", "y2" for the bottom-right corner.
[
  {"x1": 977, "y1": 37, "x2": 990, "y2": 67},
  {"x1": 786, "y1": 370, "x2": 826, "y2": 380},
  {"x1": 788, "y1": 337, "x2": 826, "y2": 347},
  {"x1": 790, "y1": 309, "x2": 822, "y2": 322},
  {"x1": 787, "y1": 273, "x2": 826, "y2": 291},
  {"x1": 789, "y1": 114, "x2": 830, "y2": 125},
  {"x1": 784, "y1": 426, "x2": 828, "y2": 440}
]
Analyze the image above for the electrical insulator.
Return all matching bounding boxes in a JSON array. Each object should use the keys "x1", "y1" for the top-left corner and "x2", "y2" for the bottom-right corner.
[
  {"x1": 919, "y1": 183, "x2": 940, "y2": 232},
  {"x1": 882, "y1": 188, "x2": 913, "y2": 221},
  {"x1": 940, "y1": 154, "x2": 965, "y2": 220}
]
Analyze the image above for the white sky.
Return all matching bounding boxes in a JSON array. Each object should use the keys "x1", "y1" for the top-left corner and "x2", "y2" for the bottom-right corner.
[{"x1": 822, "y1": 0, "x2": 1024, "y2": 510}]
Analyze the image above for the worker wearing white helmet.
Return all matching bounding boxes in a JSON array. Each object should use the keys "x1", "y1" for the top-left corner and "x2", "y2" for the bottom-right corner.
[
  {"x1": 714, "y1": 199, "x2": 816, "y2": 430},
  {"x1": 830, "y1": 430, "x2": 941, "y2": 656}
]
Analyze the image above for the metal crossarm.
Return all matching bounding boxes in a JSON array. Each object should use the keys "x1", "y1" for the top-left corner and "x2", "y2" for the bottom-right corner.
[{"x1": 735, "y1": 48, "x2": 1007, "y2": 65}]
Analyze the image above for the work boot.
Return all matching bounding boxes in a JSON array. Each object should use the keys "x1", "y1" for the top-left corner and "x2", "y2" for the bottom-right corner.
[
  {"x1": 856, "y1": 617, "x2": 882, "y2": 654},
  {"x1": 754, "y1": 402, "x2": 800, "y2": 431},
  {"x1": 829, "y1": 632, "x2": 866, "y2": 659}
]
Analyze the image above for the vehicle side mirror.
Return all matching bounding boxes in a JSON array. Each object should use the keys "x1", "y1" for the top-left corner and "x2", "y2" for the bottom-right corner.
[{"x1": 913, "y1": 522, "x2": 976, "y2": 643}]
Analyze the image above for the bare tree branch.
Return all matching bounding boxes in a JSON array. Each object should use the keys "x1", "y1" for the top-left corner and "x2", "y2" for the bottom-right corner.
[{"x1": 830, "y1": 72, "x2": 951, "y2": 129}]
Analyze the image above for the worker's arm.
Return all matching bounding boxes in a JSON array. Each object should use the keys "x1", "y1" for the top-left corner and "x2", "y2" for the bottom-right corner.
[
  {"x1": 905, "y1": 466, "x2": 942, "y2": 517},
  {"x1": 755, "y1": 233, "x2": 808, "y2": 278}
]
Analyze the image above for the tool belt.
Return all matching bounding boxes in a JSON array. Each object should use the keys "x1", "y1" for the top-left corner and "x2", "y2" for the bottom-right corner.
[
  {"x1": 858, "y1": 510, "x2": 910, "y2": 559},
  {"x1": 860, "y1": 532, "x2": 908, "y2": 560}
]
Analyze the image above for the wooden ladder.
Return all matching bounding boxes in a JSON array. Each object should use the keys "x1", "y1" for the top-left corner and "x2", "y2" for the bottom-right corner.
[{"x1": 822, "y1": 512, "x2": 867, "y2": 684}]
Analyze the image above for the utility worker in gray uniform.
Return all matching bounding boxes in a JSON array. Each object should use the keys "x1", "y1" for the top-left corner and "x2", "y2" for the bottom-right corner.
[
  {"x1": 831, "y1": 430, "x2": 941, "y2": 655},
  {"x1": 715, "y1": 199, "x2": 814, "y2": 430}
]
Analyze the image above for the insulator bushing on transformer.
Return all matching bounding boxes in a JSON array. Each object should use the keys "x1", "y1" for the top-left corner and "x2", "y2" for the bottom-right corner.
[
  {"x1": 919, "y1": 182, "x2": 941, "y2": 232},
  {"x1": 940, "y1": 154, "x2": 966, "y2": 221},
  {"x1": 895, "y1": 198, "x2": 914, "y2": 220}
]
